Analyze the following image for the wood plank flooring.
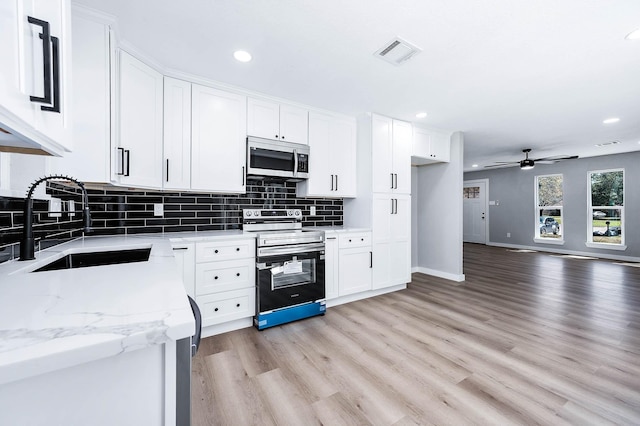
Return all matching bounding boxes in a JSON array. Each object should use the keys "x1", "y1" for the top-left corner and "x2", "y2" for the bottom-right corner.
[{"x1": 192, "y1": 243, "x2": 640, "y2": 425}]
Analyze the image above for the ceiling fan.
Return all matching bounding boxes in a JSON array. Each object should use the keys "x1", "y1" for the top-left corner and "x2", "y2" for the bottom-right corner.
[{"x1": 485, "y1": 149, "x2": 578, "y2": 170}]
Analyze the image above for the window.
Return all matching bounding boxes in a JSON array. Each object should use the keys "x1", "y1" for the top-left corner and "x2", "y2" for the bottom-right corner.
[
  {"x1": 588, "y1": 169, "x2": 624, "y2": 246},
  {"x1": 535, "y1": 174, "x2": 563, "y2": 241},
  {"x1": 463, "y1": 186, "x2": 480, "y2": 198}
]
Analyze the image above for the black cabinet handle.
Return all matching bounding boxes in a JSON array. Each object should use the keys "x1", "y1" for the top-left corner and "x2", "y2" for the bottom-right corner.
[
  {"x1": 166, "y1": 159, "x2": 169, "y2": 182},
  {"x1": 214, "y1": 249, "x2": 219, "y2": 254},
  {"x1": 236, "y1": 272, "x2": 240, "y2": 277},
  {"x1": 242, "y1": 166, "x2": 245, "y2": 186},
  {"x1": 116, "y1": 148, "x2": 125, "y2": 175},
  {"x1": 214, "y1": 276, "x2": 218, "y2": 280},
  {"x1": 236, "y1": 247, "x2": 240, "y2": 251},
  {"x1": 275, "y1": 134, "x2": 279, "y2": 138},
  {"x1": 330, "y1": 174, "x2": 334, "y2": 191},
  {"x1": 27, "y1": 16, "x2": 52, "y2": 106},
  {"x1": 335, "y1": 174, "x2": 338, "y2": 191},
  {"x1": 349, "y1": 239, "x2": 352, "y2": 242},
  {"x1": 124, "y1": 150, "x2": 130, "y2": 176},
  {"x1": 41, "y1": 36, "x2": 60, "y2": 113},
  {"x1": 214, "y1": 307, "x2": 219, "y2": 312},
  {"x1": 281, "y1": 135, "x2": 285, "y2": 139},
  {"x1": 236, "y1": 303, "x2": 240, "y2": 307},
  {"x1": 172, "y1": 247, "x2": 188, "y2": 251},
  {"x1": 390, "y1": 173, "x2": 394, "y2": 190},
  {"x1": 370, "y1": 251, "x2": 373, "y2": 268}
]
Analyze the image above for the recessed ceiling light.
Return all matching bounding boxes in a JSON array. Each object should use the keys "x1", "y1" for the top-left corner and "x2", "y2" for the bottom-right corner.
[
  {"x1": 603, "y1": 117, "x2": 620, "y2": 124},
  {"x1": 233, "y1": 50, "x2": 252, "y2": 62},
  {"x1": 415, "y1": 112, "x2": 427, "y2": 119},
  {"x1": 471, "y1": 164, "x2": 479, "y2": 168},
  {"x1": 625, "y1": 28, "x2": 640, "y2": 40}
]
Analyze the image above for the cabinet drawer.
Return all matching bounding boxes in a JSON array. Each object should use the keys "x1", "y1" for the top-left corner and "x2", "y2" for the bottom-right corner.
[
  {"x1": 197, "y1": 288, "x2": 255, "y2": 327},
  {"x1": 196, "y1": 239, "x2": 254, "y2": 263},
  {"x1": 339, "y1": 232, "x2": 371, "y2": 248},
  {"x1": 196, "y1": 259, "x2": 255, "y2": 295}
]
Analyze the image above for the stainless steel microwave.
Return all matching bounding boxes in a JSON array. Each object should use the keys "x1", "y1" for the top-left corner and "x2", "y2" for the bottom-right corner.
[{"x1": 246, "y1": 137, "x2": 310, "y2": 181}]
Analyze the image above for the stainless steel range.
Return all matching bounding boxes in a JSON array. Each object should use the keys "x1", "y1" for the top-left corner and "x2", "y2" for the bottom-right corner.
[{"x1": 243, "y1": 209, "x2": 326, "y2": 330}]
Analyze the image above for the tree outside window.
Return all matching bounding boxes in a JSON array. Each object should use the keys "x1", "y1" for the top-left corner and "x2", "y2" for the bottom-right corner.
[
  {"x1": 589, "y1": 169, "x2": 624, "y2": 245},
  {"x1": 536, "y1": 174, "x2": 563, "y2": 240}
]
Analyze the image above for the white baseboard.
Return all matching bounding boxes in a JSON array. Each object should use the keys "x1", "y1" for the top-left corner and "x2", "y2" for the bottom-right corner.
[
  {"x1": 412, "y1": 266, "x2": 465, "y2": 282},
  {"x1": 326, "y1": 284, "x2": 407, "y2": 308},
  {"x1": 487, "y1": 241, "x2": 640, "y2": 263},
  {"x1": 201, "y1": 317, "x2": 253, "y2": 338}
]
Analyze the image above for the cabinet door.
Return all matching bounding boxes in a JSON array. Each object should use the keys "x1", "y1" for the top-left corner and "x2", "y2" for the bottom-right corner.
[
  {"x1": 324, "y1": 235, "x2": 339, "y2": 300},
  {"x1": 191, "y1": 85, "x2": 247, "y2": 193},
  {"x1": 430, "y1": 131, "x2": 451, "y2": 162},
  {"x1": 390, "y1": 195, "x2": 411, "y2": 284},
  {"x1": 339, "y1": 247, "x2": 372, "y2": 296},
  {"x1": 116, "y1": 50, "x2": 163, "y2": 188},
  {"x1": 247, "y1": 97, "x2": 279, "y2": 140},
  {"x1": 412, "y1": 127, "x2": 431, "y2": 158},
  {"x1": 391, "y1": 119, "x2": 412, "y2": 194},
  {"x1": 372, "y1": 194, "x2": 393, "y2": 290},
  {"x1": 49, "y1": 12, "x2": 110, "y2": 182},
  {"x1": 371, "y1": 114, "x2": 393, "y2": 193},
  {"x1": 163, "y1": 77, "x2": 191, "y2": 190},
  {"x1": 30, "y1": 0, "x2": 72, "y2": 148},
  {"x1": 279, "y1": 104, "x2": 308, "y2": 144},
  {"x1": 305, "y1": 111, "x2": 332, "y2": 195},
  {"x1": 0, "y1": 0, "x2": 35, "y2": 126},
  {"x1": 331, "y1": 117, "x2": 356, "y2": 197}
]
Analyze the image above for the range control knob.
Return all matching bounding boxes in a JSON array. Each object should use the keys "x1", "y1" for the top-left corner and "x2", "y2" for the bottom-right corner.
[
  {"x1": 254, "y1": 210, "x2": 260, "y2": 217},
  {"x1": 246, "y1": 211, "x2": 252, "y2": 217},
  {"x1": 294, "y1": 210, "x2": 301, "y2": 216}
]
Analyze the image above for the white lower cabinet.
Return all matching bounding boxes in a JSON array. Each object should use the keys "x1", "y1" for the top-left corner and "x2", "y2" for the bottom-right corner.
[
  {"x1": 372, "y1": 194, "x2": 411, "y2": 290},
  {"x1": 338, "y1": 232, "x2": 372, "y2": 296},
  {"x1": 194, "y1": 237, "x2": 255, "y2": 328}
]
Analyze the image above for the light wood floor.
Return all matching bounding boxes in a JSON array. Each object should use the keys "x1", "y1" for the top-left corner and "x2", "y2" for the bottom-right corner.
[{"x1": 192, "y1": 243, "x2": 640, "y2": 425}]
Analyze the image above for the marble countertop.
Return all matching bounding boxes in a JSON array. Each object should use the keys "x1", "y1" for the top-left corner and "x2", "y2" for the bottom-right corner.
[{"x1": 0, "y1": 231, "x2": 255, "y2": 385}]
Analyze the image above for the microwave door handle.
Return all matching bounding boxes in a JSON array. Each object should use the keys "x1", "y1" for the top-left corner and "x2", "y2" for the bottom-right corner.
[{"x1": 293, "y1": 148, "x2": 299, "y2": 177}]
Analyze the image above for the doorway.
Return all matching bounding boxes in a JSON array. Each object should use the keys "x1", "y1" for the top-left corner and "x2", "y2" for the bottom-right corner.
[{"x1": 463, "y1": 179, "x2": 488, "y2": 244}]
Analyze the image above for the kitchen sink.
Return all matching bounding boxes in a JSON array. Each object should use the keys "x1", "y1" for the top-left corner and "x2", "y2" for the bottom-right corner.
[{"x1": 32, "y1": 248, "x2": 152, "y2": 272}]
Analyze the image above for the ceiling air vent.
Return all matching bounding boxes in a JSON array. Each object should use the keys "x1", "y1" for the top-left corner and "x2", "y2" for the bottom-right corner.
[{"x1": 374, "y1": 37, "x2": 422, "y2": 66}]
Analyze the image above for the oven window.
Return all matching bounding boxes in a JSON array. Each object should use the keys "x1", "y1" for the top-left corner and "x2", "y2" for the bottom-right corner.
[
  {"x1": 250, "y1": 148, "x2": 295, "y2": 172},
  {"x1": 270, "y1": 259, "x2": 316, "y2": 290}
]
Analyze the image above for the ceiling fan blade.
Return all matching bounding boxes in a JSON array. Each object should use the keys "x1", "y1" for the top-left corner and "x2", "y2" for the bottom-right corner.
[
  {"x1": 484, "y1": 162, "x2": 517, "y2": 169},
  {"x1": 532, "y1": 155, "x2": 579, "y2": 162}
]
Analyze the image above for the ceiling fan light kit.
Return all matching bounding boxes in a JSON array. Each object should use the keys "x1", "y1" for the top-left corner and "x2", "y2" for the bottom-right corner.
[{"x1": 520, "y1": 158, "x2": 535, "y2": 170}]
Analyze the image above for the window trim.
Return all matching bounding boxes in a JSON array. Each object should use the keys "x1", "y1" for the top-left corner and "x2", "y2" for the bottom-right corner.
[
  {"x1": 586, "y1": 168, "x2": 626, "y2": 250},
  {"x1": 534, "y1": 173, "x2": 564, "y2": 244}
]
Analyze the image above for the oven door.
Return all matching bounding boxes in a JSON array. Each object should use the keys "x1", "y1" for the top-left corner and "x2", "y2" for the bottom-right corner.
[{"x1": 256, "y1": 246, "x2": 325, "y2": 313}]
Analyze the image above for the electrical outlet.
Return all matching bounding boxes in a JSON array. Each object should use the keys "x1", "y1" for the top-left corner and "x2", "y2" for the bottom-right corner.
[
  {"x1": 310, "y1": 206, "x2": 316, "y2": 216},
  {"x1": 48, "y1": 198, "x2": 62, "y2": 218},
  {"x1": 67, "y1": 200, "x2": 76, "y2": 217},
  {"x1": 507, "y1": 232, "x2": 511, "y2": 238},
  {"x1": 153, "y1": 203, "x2": 164, "y2": 217}
]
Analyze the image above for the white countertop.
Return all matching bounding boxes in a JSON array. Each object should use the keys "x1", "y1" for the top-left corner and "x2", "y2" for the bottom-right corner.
[
  {"x1": 0, "y1": 231, "x2": 255, "y2": 385},
  {"x1": 307, "y1": 226, "x2": 371, "y2": 234}
]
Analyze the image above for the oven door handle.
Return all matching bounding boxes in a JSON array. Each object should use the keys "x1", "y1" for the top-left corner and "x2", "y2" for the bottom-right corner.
[{"x1": 257, "y1": 243, "x2": 325, "y2": 258}]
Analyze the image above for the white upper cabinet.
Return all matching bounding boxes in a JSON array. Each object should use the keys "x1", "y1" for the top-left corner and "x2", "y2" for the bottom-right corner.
[
  {"x1": 49, "y1": 9, "x2": 111, "y2": 182},
  {"x1": 372, "y1": 114, "x2": 411, "y2": 194},
  {"x1": 297, "y1": 111, "x2": 356, "y2": 198},
  {"x1": 247, "y1": 97, "x2": 308, "y2": 144},
  {"x1": 0, "y1": 0, "x2": 72, "y2": 156},
  {"x1": 113, "y1": 50, "x2": 164, "y2": 188},
  {"x1": 412, "y1": 126, "x2": 450, "y2": 165},
  {"x1": 163, "y1": 77, "x2": 192, "y2": 190},
  {"x1": 191, "y1": 84, "x2": 246, "y2": 193}
]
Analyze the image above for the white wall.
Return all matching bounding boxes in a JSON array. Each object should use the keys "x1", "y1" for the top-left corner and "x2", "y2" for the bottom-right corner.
[{"x1": 412, "y1": 132, "x2": 464, "y2": 282}]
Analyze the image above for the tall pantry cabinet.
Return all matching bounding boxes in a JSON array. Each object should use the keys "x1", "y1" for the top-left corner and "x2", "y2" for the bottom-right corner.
[{"x1": 345, "y1": 113, "x2": 412, "y2": 291}]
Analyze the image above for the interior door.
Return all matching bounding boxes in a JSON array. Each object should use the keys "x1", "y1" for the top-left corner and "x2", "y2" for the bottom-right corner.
[{"x1": 463, "y1": 180, "x2": 487, "y2": 244}]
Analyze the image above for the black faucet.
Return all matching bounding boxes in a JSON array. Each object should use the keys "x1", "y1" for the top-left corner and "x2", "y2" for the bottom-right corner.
[{"x1": 19, "y1": 175, "x2": 92, "y2": 261}]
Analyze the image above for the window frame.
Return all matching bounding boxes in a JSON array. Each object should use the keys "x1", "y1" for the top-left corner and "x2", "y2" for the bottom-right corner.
[
  {"x1": 586, "y1": 168, "x2": 626, "y2": 250},
  {"x1": 534, "y1": 173, "x2": 564, "y2": 245}
]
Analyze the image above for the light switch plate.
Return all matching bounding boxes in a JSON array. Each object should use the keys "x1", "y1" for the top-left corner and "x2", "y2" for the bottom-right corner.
[
  {"x1": 310, "y1": 206, "x2": 316, "y2": 216},
  {"x1": 154, "y1": 203, "x2": 164, "y2": 217}
]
